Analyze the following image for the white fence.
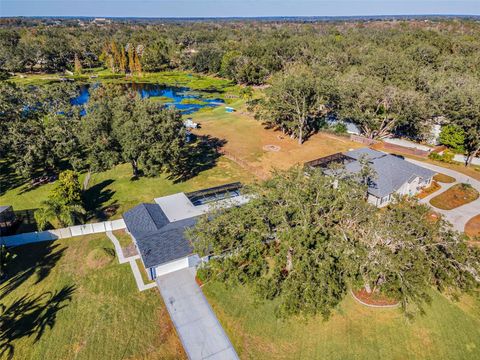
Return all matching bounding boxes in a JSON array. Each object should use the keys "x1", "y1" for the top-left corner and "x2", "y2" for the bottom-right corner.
[
  {"x1": 453, "y1": 154, "x2": 480, "y2": 166},
  {"x1": 1, "y1": 219, "x2": 126, "y2": 247}
]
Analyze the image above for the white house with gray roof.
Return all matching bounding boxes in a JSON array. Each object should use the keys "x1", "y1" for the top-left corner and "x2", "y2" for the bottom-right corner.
[
  {"x1": 123, "y1": 183, "x2": 248, "y2": 279},
  {"x1": 308, "y1": 148, "x2": 436, "y2": 207}
]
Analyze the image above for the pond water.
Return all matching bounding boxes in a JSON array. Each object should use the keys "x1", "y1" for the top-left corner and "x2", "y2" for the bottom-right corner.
[{"x1": 71, "y1": 83, "x2": 225, "y2": 115}]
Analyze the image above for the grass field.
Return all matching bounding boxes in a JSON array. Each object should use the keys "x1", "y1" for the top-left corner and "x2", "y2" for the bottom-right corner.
[
  {"x1": 203, "y1": 281, "x2": 480, "y2": 360},
  {"x1": 430, "y1": 183, "x2": 479, "y2": 210},
  {"x1": 0, "y1": 157, "x2": 252, "y2": 226},
  {"x1": 192, "y1": 101, "x2": 363, "y2": 177},
  {"x1": 0, "y1": 234, "x2": 185, "y2": 360}
]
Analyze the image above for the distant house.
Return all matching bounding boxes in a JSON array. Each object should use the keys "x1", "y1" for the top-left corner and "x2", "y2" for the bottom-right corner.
[
  {"x1": 306, "y1": 148, "x2": 436, "y2": 207},
  {"x1": 123, "y1": 183, "x2": 247, "y2": 279}
]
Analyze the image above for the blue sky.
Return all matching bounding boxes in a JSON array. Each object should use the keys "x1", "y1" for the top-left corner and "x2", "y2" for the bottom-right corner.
[{"x1": 2, "y1": 1, "x2": 479, "y2": 18}]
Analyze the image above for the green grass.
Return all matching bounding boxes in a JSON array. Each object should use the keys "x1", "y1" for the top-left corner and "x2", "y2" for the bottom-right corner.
[
  {"x1": 112, "y1": 229, "x2": 133, "y2": 248},
  {"x1": 0, "y1": 234, "x2": 185, "y2": 360},
  {"x1": 203, "y1": 281, "x2": 480, "y2": 360},
  {"x1": 8, "y1": 69, "x2": 238, "y2": 94},
  {"x1": 0, "y1": 157, "x2": 252, "y2": 223}
]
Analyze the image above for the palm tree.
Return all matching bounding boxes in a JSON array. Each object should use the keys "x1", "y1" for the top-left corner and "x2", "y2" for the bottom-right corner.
[{"x1": 35, "y1": 199, "x2": 86, "y2": 230}]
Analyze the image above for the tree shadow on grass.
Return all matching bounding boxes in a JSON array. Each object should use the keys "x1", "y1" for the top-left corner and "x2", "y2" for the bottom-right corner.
[
  {"x1": 169, "y1": 134, "x2": 227, "y2": 183},
  {"x1": 0, "y1": 284, "x2": 76, "y2": 360},
  {"x1": 83, "y1": 179, "x2": 117, "y2": 221},
  {"x1": 0, "y1": 242, "x2": 65, "y2": 301}
]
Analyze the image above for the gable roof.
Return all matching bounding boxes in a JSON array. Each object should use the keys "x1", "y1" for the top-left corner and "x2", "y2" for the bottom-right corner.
[
  {"x1": 123, "y1": 203, "x2": 169, "y2": 239},
  {"x1": 343, "y1": 148, "x2": 436, "y2": 198}
]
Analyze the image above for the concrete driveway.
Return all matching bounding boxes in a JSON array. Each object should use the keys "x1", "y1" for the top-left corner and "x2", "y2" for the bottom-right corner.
[
  {"x1": 156, "y1": 268, "x2": 239, "y2": 360},
  {"x1": 406, "y1": 159, "x2": 480, "y2": 232}
]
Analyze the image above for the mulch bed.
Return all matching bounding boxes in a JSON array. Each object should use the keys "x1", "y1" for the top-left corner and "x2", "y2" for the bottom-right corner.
[
  {"x1": 417, "y1": 181, "x2": 441, "y2": 199},
  {"x1": 195, "y1": 276, "x2": 204, "y2": 287},
  {"x1": 352, "y1": 288, "x2": 399, "y2": 307},
  {"x1": 465, "y1": 214, "x2": 480, "y2": 240}
]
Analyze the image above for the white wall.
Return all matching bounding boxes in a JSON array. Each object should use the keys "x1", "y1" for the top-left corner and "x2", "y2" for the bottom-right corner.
[
  {"x1": 2, "y1": 219, "x2": 126, "y2": 247},
  {"x1": 153, "y1": 257, "x2": 190, "y2": 278}
]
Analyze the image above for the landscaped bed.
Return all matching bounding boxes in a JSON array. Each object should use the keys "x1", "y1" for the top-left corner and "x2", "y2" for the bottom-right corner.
[
  {"x1": 0, "y1": 234, "x2": 185, "y2": 360},
  {"x1": 433, "y1": 173, "x2": 456, "y2": 183},
  {"x1": 429, "y1": 183, "x2": 479, "y2": 210},
  {"x1": 351, "y1": 288, "x2": 399, "y2": 307},
  {"x1": 203, "y1": 281, "x2": 480, "y2": 359},
  {"x1": 465, "y1": 215, "x2": 480, "y2": 240},
  {"x1": 417, "y1": 181, "x2": 441, "y2": 199}
]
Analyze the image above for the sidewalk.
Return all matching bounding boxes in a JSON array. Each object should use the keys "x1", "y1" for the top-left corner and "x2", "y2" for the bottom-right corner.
[{"x1": 106, "y1": 231, "x2": 156, "y2": 291}]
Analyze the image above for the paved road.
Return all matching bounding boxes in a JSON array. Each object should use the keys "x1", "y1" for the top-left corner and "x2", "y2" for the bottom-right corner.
[
  {"x1": 406, "y1": 159, "x2": 480, "y2": 232},
  {"x1": 156, "y1": 268, "x2": 239, "y2": 360}
]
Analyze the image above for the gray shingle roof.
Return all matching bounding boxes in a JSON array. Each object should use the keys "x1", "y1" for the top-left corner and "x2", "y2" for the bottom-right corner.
[
  {"x1": 343, "y1": 148, "x2": 436, "y2": 198},
  {"x1": 123, "y1": 203, "x2": 195, "y2": 268},
  {"x1": 135, "y1": 217, "x2": 197, "y2": 268},
  {"x1": 123, "y1": 203, "x2": 169, "y2": 239}
]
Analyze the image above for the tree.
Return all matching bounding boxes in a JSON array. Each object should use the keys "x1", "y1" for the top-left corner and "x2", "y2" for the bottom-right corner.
[
  {"x1": 112, "y1": 93, "x2": 187, "y2": 177},
  {"x1": 35, "y1": 170, "x2": 86, "y2": 230},
  {"x1": 74, "y1": 53, "x2": 82, "y2": 75},
  {"x1": 259, "y1": 65, "x2": 335, "y2": 144},
  {"x1": 141, "y1": 39, "x2": 172, "y2": 71},
  {"x1": 188, "y1": 167, "x2": 480, "y2": 318},
  {"x1": 439, "y1": 124, "x2": 465, "y2": 153},
  {"x1": 338, "y1": 73, "x2": 430, "y2": 139},
  {"x1": 80, "y1": 89, "x2": 121, "y2": 173},
  {"x1": 439, "y1": 78, "x2": 480, "y2": 166}
]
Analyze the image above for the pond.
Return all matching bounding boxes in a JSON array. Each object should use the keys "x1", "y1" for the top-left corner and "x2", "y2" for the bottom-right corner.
[{"x1": 71, "y1": 83, "x2": 225, "y2": 115}]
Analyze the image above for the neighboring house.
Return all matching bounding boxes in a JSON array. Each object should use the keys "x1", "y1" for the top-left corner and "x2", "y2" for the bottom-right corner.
[
  {"x1": 123, "y1": 183, "x2": 247, "y2": 279},
  {"x1": 306, "y1": 148, "x2": 436, "y2": 207}
]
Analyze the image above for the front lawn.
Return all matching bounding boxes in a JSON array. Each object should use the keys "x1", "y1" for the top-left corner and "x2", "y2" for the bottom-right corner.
[
  {"x1": 0, "y1": 234, "x2": 185, "y2": 360},
  {"x1": 429, "y1": 183, "x2": 479, "y2": 210},
  {"x1": 203, "y1": 281, "x2": 480, "y2": 359}
]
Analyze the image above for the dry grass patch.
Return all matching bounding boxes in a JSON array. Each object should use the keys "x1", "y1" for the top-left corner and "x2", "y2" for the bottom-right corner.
[
  {"x1": 430, "y1": 183, "x2": 479, "y2": 210},
  {"x1": 465, "y1": 215, "x2": 480, "y2": 240},
  {"x1": 434, "y1": 173, "x2": 456, "y2": 183},
  {"x1": 192, "y1": 103, "x2": 362, "y2": 178}
]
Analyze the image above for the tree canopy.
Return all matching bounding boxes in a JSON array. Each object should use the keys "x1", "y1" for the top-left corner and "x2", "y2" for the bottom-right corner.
[{"x1": 189, "y1": 168, "x2": 480, "y2": 318}]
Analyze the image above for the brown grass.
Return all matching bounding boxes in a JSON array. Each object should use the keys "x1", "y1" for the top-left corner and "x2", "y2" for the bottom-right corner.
[
  {"x1": 434, "y1": 173, "x2": 456, "y2": 183},
  {"x1": 430, "y1": 183, "x2": 479, "y2": 210},
  {"x1": 465, "y1": 215, "x2": 480, "y2": 240},
  {"x1": 417, "y1": 181, "x2": 441, "y2": 199},
  {"x1": 192, "y1": 103, "x2": 363, "y2": 178}
]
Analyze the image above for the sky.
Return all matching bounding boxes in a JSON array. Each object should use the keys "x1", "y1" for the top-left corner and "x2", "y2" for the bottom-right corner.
[{"x1": 1, "y1": 0, "x2": 480, "y2": 18}]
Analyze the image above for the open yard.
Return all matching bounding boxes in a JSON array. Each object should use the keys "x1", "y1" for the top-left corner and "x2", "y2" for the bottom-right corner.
[
  {"x1": 0, "y1": 234, "x2": 185, "y2": 360},
  {"x1": 430, "y1": 183, "x2": 479, "y2": 210},
  {"x1": 192, "y1": 101, "x2": 363, "y2": 177},
  {"x1": 0, "y1": 156, "x2": 252, "y2": 229},
  {"x1": 203, "y1": 281, "x2": 480, "y2": 360}
]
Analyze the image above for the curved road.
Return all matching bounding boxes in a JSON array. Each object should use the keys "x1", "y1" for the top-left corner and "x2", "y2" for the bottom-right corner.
[{"x1": 406, "y1": 159, "x2": 480, "y2": 233}]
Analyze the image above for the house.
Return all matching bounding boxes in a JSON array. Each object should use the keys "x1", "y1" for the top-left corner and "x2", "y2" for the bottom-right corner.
[
  {"x1": 306, "y1": 148, "x2": 436, "y2": 207},
  {"x1": 123, "y1": 183, "x2": 247, "y2": 279}
]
